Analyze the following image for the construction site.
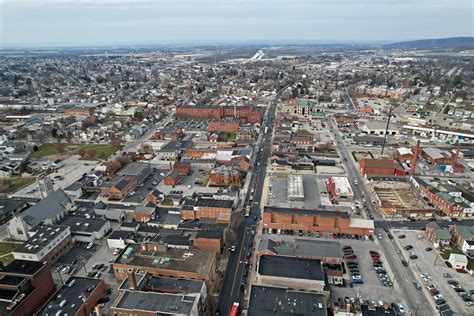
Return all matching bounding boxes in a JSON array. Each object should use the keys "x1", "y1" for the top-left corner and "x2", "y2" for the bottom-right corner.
[{"x1": 367, "y1": 180, "x2": 435, "y2": 219}]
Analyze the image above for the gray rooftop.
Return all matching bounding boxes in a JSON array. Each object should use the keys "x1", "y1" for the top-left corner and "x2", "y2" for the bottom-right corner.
[
  {"x1": 113, "y1": 290, "x2": 197, "y2": 314},
  {"x1": 258, "y1": 255, "x2": 324, "y2": 281},
  {"x1": 194, "y1": 198, "x2": 233, "y2": 209},
  {"x1": 295, "y1": 239, "x2": 344, "y2": 258},
  {"x1": 37, "y1": 277, "x2": 103, "y2": 316},
  {"x1": 117, "y1": 162, "x2": 149, "y2": 176},
  {"x1": 58, "y1": 214, "x2": 108, "y2": 234},
  {"x1": 146, "y1": 276, "x2": 205, "y2": 294},
  {"x1": 248, "y1": 285, "x2": 327, "y2": 316},
  {"x1": 18, "y1": 190, "x2": 71, "y2": 227}
]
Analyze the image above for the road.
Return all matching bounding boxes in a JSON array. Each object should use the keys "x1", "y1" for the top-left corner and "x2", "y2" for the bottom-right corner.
[
  {"x1": 217, "y1": 84, "x2": 290, "y2": 315},
  {"x1": 106, "y1": 112, "x2": 174, "y2": 162},
  {"x1": 331, "y1": 94, "x2": 436, "y2": 315}
]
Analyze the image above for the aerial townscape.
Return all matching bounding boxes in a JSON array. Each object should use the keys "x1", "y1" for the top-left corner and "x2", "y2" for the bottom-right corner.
[{"x1": 0, "y1": 1, "x2": 473, "y2": 316}]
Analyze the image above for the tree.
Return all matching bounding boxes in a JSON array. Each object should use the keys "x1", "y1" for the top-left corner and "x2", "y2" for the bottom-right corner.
[
  {"x1": 116, "y1": 156, "x2": 131, "y2": 166},
  {"x1": 86, "y1": 149, "x2": 97, "y2": 159},
  {"x1": 51, "y1": 128, "x2": 58, "y2": 138},
  {"x1": 16, "y1": 127, "x2": 29, "y2": 140},
  {"x1": 106, "y1": 161, "x2": 122, "y2": 175},
  {"x1": 77, "y1": 148, "x2": 86, "y2": 157},
  {"x1": 133, "y1": 111, "x2": 144, "y2": 122},
  {"x1": 0, "y1": 179, "x2": 11, "y2": 193},
  {"x1": 56, "y1": 143, "x2": 66, "y2": 153}
]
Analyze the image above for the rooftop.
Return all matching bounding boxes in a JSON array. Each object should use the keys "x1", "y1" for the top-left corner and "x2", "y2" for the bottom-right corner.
[
  {"x1": 17, "y1": 189, "x2": 71, "y2": 227},
  {"x1": 194, "y1": 198, "x2": 233, "y2": 209},
  {"x1": 248, "y1": 285, "x2": 327, "y2": 316},
  {"x1": 112, "y1": 290, "x2": 197, "y2": 314},
  {"x1": 1, "y1": 260, "x2": 45, "y2": 276},
  {"x1": 258, "y1": 255, "x2": 324, "y2": 281},
  {"x1": 58, "y1": 214, "x2": 108, "y2": 233},
  {"x1": 13, "y1": 225, "x2": 69, "y2": 254},
  {"x1": 115, "y1": 244, "x2": 216, "y2": 276},
  {"x1": 263, "y1": 206, "x2": 349, "y2": 219},
  {"x1": 117, "y1": 162, "x2": 150, "y2": 176},
  {"x1": 37, "y1": 277, "x2": 103, "y2": 316},
  {"x1": 145, "y1": 275, "x2": 205, "y2": 294}
]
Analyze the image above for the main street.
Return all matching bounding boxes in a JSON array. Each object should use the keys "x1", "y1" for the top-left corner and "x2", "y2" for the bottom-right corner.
[
  {"x1": 330, "y1": 94, "x2": 435, "y2": 315},
  {"x1": 217, "y1": 84, "x2": 290, "y2": 315}
]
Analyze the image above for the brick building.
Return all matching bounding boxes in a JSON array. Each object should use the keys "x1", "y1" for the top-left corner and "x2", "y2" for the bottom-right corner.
[
  {"x1": 37, "y1": 276, "x2": 106, "y2": 316},
  {"x1": 176, "y1": 104, "x2": 262, "y2": 123},
  {"x1": 262, "y1": 206, "x2": 374, "y2": 236},
  {"x1": 112, "y1": 244, "x2": 217, "y2": 292},
  {"x1": 108, "y1": 177, "x2": 137, "y2": 200},
  {"x1": 359, "y1": 158, "x2": 395, "y2": 176},
  {"x1": 63, "y1": 106, "x2": 94, "y2": 117},
  {"x1": 193, "y1": 230, "x2": 223, "y2": 254},
  {"x1": 0, "y1": 260, "x2": 56, "y2": 316},
  {"x1": 207, "y1": 120, "x2": 240, "y2": 133},
  {"x1": 173, "y1": 162, "x2": 192, "y2": 176},
  {"x1": 326, "y1": 176, "x2": 354, "y2": 201},
  {"x1": 164, "y1": 170, "x2": 181, "y2": 186},
  {"x1": 209, "y1": 165, "x2": 241, "y2": 186},
  {"x1": 181, "y1": 199, "x2": 233, "y2": 220}
]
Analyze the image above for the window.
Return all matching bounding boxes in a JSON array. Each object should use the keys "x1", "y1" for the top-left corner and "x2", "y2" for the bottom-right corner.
[{"x1": 16, "y1": 228, "x2": 24, "y2": 235}]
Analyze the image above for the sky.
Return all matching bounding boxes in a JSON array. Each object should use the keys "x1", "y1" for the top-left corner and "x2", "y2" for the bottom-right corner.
[{"x1": 0, "y1": 0, "x2": 473, "y2": 47}]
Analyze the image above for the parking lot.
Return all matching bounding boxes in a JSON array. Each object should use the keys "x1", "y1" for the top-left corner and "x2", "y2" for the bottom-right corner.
[
  {"x1": 13, "y1": 156, "x2": 97, "y2": 199},
  {"x1": 393, "y1": 229, "x2": 473, "y2": 315}
]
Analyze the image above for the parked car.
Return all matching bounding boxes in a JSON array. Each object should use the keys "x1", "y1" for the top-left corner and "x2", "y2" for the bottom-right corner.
[
  {"x1": 398, "y1": 234, "x2": 406, "y2": 239},
  {"x1": 404, "y1": 245, "x2": 413, "y2": 250},
  {"x1": 413, "y1": 281, "x2": 422, "y2": 290},
  {"x1": 401, "y1": 260, "x2": 408, "y2": 267},
  {"x1": 409, "y1": 254, "x2": 418, "y2": 260}
]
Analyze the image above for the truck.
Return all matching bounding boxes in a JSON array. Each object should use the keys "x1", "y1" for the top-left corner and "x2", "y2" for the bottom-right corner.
[
  {"x1": 264, "y1": 126, "x2": 268, "y2": 134},
  {"x1": 245, "y1": 206, "x2": 250, "y2": 217}
]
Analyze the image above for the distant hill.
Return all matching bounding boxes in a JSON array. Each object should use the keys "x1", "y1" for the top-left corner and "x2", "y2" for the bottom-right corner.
[{"x1": 382, "y1": 37, "x2": 474, "y2": 51}]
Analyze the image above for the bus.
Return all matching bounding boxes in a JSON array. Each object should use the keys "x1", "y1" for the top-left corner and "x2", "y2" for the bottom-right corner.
[{"x1": 229, "y1": 302, "x2": 239, "y2": 316}]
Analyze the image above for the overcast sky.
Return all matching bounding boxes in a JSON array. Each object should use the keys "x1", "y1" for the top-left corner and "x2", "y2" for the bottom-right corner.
[{"x1": 0, "y1": 0, "x2": 472, "y2": 47}]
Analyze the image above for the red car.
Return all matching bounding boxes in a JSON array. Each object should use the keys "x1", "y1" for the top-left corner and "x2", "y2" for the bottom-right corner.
[
  {"x1": 372, "y1": 257, "x2": 381, "y2": 261},
  {"x1": 456, "y1": 269, "x2": 468, "y2": 273},
  {"x1": 345, "y1": 254, "x2": 357, "y2": 259}
]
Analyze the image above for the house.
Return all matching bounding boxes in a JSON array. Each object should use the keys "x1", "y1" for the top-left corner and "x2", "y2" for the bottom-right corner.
[
  {"x1": 164, "y1": 170, "x2": 181, "y2": 186},
  {"x1": 7, "y1": 190, "x2": 72, "y2": 241},
  {"x1": 0, "y1": 260, "x2": 56, "y2": 316},
  {"x1": 0, "y1": 198, "x2": 29, "y2": 224},
  {"x1": 425, "y1": 222, "x2": 451, "y2": 249},
  {"x1": 155, "y1": 141, "x2": 182, "y2": 161},
  {"x1": 461, "y1": 240, "x2": 474, "y2": 258},
  {"x1": 107, "y1": 230, "x2": 134, "y2": 250},
  {"x1": 147, "y1": 189, "x2": 164, "y2": 205},
  {"x1": 448, "y1": 253, "x2": 468, "y2": 270},
  {"x1": 450, "y1": 224, "x2": 474, "y2": 249}
]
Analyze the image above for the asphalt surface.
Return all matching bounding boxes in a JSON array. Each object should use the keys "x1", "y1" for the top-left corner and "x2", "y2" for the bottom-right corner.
[
  {"x1": 217, "y1": 85, "x2": 290, "y2": 315},
  {"x1": 332, "y1": 95, "x2": 436, "y2": 315}
]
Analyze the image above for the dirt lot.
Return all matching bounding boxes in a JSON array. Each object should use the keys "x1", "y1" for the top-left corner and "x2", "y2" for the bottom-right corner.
[{"x1": 393, "y1": 229, "x2": 473, "y2": 315}]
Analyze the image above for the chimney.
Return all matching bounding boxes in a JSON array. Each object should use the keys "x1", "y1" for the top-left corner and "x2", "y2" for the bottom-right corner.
[
  {"x1": 169, "y1": 161, "x2": 172, "y2": 170},
  {"x1": 94, "y1": 305, "x2": 102, "y2": 316},
  {"x1": 451, "y1": 143, "x2": 460, "y2": 165},
  {"x1": 410, "y1": 140, "x2": 420, "y2": 176},
  {"x1": 127, "y1": 269, "x2": 137, "y2": 290}
]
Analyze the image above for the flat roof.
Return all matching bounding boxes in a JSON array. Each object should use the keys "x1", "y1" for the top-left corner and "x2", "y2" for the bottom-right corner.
[
  {"x1": 0, "y1": 260, "x2": 45, "y2": 276},
  {"x1": 330, "y1": 176, "x2": 353, "y2": 195},
  {"x1": 115, "y1": 244, "x2": 215, "y2": 276},
  {"x1": 146, "y1": 276, "x2": 204, "y2": 293},
  {"x1": 37, "y1": 277, "x2": 103, "y2": 316},
  {"x1": 263, "y1": 206, "x2": 349, "y2": 219},
  {"x1": 258, "y1": 255, "x2": 324, "y2": 281},
  {"x1": 58, "y1": 214, "x2": 108, "y2": 233},
  {"x1": 295, "y1": 239, "x2": 344, "y2": 258},
  {"x1": 194, "y1": 198, "x2": 233, "y2": 209},
  {"x1": 248, "y1": 285, "x2": 327, "y2": 316},
  {"x1": 113, "y1": 290, "x2": 197, "y2": 314},
  {"x1": 13, "y1": 225, "x2": 69, "y2": 254},
  {"x1": 117, "y1": 162, "x2": 149, "y2": 176}
]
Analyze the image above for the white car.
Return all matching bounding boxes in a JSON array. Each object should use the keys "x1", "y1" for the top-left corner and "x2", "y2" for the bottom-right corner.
[
  {"x1": 229, "y1": 246, "x2": 236, "y2": 252},
  {"x1": 433, "y1": 294, "x2": 444, "y2": 300}
]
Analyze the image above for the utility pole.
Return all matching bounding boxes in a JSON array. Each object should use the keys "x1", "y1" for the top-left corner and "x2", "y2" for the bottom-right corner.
[{"x1": 381, "y1": 105, "x2": 393, "y2": 155}]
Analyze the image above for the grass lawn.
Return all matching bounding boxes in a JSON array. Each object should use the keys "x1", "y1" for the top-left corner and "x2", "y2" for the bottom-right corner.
[
  {"x1": 1, "y1": 177, "x2": 36, "y2": 193},
  {"x1": 440, "y1": 247, "x2": 474, "y2": 270},
  {"x1": 0, "y1": 242, "x2": 19, "y2": 266},
  {"x1": 29, "y1": 143, "x2": 80, "y2": 159},
  {"x1": 79, "y1": 144, "x2": 121, "y2": 160}
]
